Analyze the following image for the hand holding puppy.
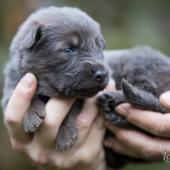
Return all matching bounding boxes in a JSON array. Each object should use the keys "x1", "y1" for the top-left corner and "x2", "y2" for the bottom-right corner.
[
  {"x1": 104, "y1": 91, "x2": 170, "y2": 161},
  {"x1": 4, "y1": 73, "x2": 116, "y2": 170}
]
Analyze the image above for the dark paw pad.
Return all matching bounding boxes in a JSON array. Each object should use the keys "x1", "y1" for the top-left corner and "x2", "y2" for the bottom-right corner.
[
  {"x1": 56, "y1": 126, "x2": 78, "y2": 152},
  {"x1": 105, "y1": 112, "x2": 127, "y2": 126},
  {"x1": 97, "y1": 92, "x2": 115, "y2": 113},
  {"x1": 97, "y1": 91, "x2": 126, "y2": 114},
  {"x1": 23, "y1": 112, "x2": 45, "y2": 133}
]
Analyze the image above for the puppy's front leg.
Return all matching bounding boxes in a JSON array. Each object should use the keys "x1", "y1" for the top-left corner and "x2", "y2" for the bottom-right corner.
[
  {"x1": 56, "y1": 99, "x2": 84, "y2": 152},
  {"x1": 23, "y1": 96, "x2": 46, "y2": 133}
]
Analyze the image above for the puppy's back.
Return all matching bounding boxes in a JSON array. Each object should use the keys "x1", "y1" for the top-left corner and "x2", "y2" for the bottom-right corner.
[{"x1": 105, "y1": 46, "x2": 170, "y2": 95}]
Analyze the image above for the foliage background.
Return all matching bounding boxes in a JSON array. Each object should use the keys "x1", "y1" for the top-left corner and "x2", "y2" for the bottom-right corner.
[{"x1": 0, "y1": 0, "x2": 170, "y2": 169}]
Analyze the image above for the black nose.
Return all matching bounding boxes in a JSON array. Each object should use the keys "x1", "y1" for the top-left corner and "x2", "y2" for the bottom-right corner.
[{"x1": 94, "y1": 70, "x2": 107, "y2": 83}]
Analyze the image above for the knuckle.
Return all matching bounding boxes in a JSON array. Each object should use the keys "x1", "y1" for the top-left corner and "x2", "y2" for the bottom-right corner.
[
  {"x1": 32, "y1": 153, "x2": 48, "y2": 166},
  {"x1": 154, "y1": 121, "x2": 166, "y2": 135},
  {"x1": 80, "y1": 150, "x2": 94, "y2": 164},
  {"x1": 4, "y1": 112, "x2": 19, "y2": 125},
  {"x1": 76, "y1": 118, "x2": 90, "y2": 130},
  {"x1": 55, "y1": 159, "x2": 73, "y2": 169}
]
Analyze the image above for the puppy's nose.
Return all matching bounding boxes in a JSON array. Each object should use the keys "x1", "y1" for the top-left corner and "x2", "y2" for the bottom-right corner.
[{"x1": 94, "y1": 70, "x2": 107, "y2": 83}]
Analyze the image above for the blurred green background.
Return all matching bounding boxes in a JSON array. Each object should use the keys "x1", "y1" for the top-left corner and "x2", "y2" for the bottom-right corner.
[{"x1": 0, "y1": 0, "x2": 170, "y2": 170}]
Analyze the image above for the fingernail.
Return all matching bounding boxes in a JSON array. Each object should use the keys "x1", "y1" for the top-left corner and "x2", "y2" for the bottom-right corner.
[
  {"x1": 160, "y1": 91, "x2": 170, "y2": 106},
  {"x1": 116, "y1": 105, "x2": 127, "y2": 116},
  {"x1": 20, "y1": 73, "x2": 35, "y2": 89}
]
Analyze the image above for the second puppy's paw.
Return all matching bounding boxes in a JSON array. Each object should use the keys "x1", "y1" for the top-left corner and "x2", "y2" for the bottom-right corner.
[
  {"x1": 97, "y1": 91, "x2": 128, "y2": 127},
  {"x1": 97, "y1": 92, "x2": 116, "y2": 113},
  {"x1": 97, "y1": 91, "x2": 126, "y2": 113},
  {"x1": 105, "y1": 111, "x2": 127, "y2": 126}
]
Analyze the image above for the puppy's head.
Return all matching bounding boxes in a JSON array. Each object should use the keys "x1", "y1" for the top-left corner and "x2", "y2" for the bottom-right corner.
[{"x1": 12, "y1": 7, "x2": 109, "y2": 97}]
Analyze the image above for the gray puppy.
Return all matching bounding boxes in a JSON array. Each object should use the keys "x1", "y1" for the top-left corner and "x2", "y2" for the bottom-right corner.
[
  {"x1": 98, "y1": 47, "x2": 170, "y2": 168},
  {"x1": 2, "y1": 6, "x2": 170, "y2": 170},
  {"x1": 1, "y1": 6, "x2": 108, "y2": 151}
]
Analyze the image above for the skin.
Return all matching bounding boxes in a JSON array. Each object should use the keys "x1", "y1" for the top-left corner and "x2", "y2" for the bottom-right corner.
[
  {"x1": 3, "y1": 73, "x2": 115, "y2": 170},
  {"x1": 6, "y1": 72, "x2": 170, "y2": 167},
  {"x1": 104, "y1": 91, "x2": 170, "y2": 161}
]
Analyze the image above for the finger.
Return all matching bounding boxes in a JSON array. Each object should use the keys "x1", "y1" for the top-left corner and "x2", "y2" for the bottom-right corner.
[
  {"x1": 10, "y1": 138, "x2": 26, "y2": 154},
  {"x1": 104, "y1": 138, "x2": 142, "y2": 159},
  {"x1": 50, "y1": 115, "x2": 105, "y2": 169},
  {"x1": 77, "y1": 115, "x2": 105, "y2": 164},
  {"x1": 49, "y1": 106, "x2": 104, "y2": 169},
  {"x1": 83, "y1": 115, "x2": 105, "y2": 149},
  {"x1": 160, "y1": 91, "x2": 170, "y2": 109},
  {"x1": 25, "y1": 141, "x2": 49, "y2": 166},
  {"x1": 35, "y1": 97, "x2": 74, "y2": 146},
  {"x1": 106, "y1": 123, "x2": 170, "y2": 160},
  {"x1": 75, "y1": 97, "x2": 99, "y2": 145},
  {"x1": 116, "y1": 103, "x2": 170, "y2": 137},
  {"x1": 4, "y1": 73, "x2": 37, "y2": 141}
]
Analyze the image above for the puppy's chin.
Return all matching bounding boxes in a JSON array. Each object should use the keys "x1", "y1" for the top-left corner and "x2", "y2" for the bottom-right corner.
[{"x1": 59, "y1": 84, "x2": 107, "y2": 98}]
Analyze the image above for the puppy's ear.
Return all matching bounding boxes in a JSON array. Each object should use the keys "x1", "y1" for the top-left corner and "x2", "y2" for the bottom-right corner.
[{"x1": 23, "y1": 23, "x2": 42, "y2": 49}]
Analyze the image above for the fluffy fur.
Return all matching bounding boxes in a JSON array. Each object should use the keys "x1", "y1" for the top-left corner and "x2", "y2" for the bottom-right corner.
[
  {"x1": 98, "y1": 47, "x2": 170, "y2": 168},
  {"x1": 1, "y1": 6, "x2": 108, "y2": 151},
  {"x1": 2, "y1": 6, "x2": 170, "y2": 170}
]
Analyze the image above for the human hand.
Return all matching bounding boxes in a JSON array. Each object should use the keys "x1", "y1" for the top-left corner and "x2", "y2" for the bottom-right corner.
[
  {"x1": 104, "y1": 91, "x2": 170, "y2": 161},
  {"x1": 4, "y1": 73, "x2": 114, "y2": 170}
]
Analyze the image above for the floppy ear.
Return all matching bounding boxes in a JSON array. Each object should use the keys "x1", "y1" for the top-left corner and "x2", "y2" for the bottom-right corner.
[{"x1": 23, "y1": 23, "x2": 42, "y2": 49}]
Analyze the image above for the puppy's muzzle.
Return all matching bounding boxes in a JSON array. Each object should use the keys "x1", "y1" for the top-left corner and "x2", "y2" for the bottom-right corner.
[
  {"x1": 94, "y1": 70, "x2": 108, "y2": 83},
  {"x1": 92, "y1": 64, "x2": 109, "y2": 85}
]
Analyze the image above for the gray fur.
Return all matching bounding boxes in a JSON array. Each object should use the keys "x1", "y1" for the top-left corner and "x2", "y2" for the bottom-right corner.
[
  {"x1": 3, "y1": 6, "x2": 170, "y2": 170},
  {"x1": 98, "y1": 47, "x2": 170, "y2": 168},
  {"x1": 1, "y1": 6, "x2": 108, "y2": 152}
]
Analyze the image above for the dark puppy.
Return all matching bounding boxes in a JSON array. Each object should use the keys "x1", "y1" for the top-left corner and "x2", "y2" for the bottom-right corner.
[
  {"x1": 3, "y1": 6, "x2": 170, "y2": 170},
  {"x1": 1, "y1": 6, "x2": 108, "y2": 151},
  {"x1": 98, "y1": 47, "x2": 170, "y2": 168}
]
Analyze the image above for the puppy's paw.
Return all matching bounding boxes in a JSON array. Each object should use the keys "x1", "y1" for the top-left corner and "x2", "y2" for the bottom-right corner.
[
  {"x1": 105, "y1": 111, "x2": 127, "y2": 126},
  {"x1": 56, "y1": 126, "x2": 78, "y2": 152},
  {"x1": 97, "y1": 91, "x2": 127, "y2": 127},
  {"x1": 97, "y1": 91, "x2": 126, "y2": 113},
  {"x1": 97, "y1": 92, "x2": 115, "y2": 113},
  {"x1": 23, "y1": 111, "x2": 45, "y2": 133}
]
